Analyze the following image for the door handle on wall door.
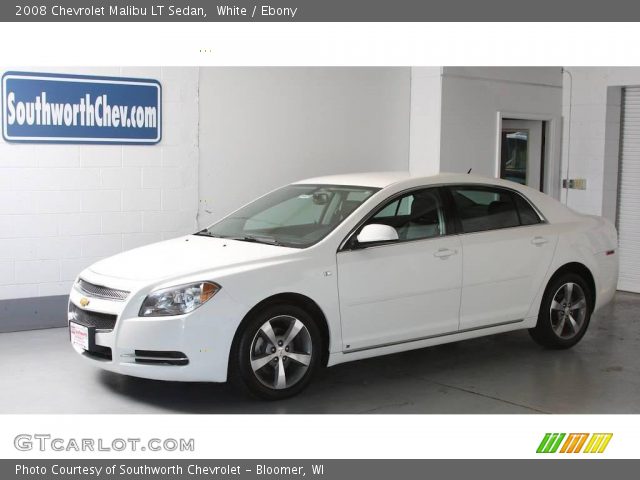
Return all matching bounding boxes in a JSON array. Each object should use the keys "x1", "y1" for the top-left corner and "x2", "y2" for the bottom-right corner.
[
  {"x1": 531, "y1": 236, "x2": 549, "y2": 246},
  {"x1": 433, "y1": 248, "x2": 457, "y2": 259}
]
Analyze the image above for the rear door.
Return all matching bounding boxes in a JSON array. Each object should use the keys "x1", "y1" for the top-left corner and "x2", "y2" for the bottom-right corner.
[{"x1": 447, "y1": 185, "x2": 558, "y2": 330}]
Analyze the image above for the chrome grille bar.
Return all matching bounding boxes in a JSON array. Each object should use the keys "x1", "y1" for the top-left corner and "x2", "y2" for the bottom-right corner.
[{"x1": 76, "y1": 278, "x2": 130, "y2": 302}]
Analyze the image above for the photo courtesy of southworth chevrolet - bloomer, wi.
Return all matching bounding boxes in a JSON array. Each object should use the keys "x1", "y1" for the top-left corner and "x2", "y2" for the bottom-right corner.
[
  {"x1": 1, "y1": 0, "x2": 640, "y2": 475},
  {"x1": 15, "y1": 461, "x2": 317, "y2": 477}
]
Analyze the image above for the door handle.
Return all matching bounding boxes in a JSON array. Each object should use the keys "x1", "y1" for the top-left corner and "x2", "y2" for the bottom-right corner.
[
  {"x1": 531, "y1": 236, "x2": 549, "y2": 246},
  {"x1": 433, "y1": 248, "x2": 457, "y2": 259}
]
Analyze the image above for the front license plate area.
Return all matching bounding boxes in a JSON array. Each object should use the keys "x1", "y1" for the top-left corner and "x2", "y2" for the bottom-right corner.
[{"x1": 69, "y1": 322, "x2": 90, "y2": 350}]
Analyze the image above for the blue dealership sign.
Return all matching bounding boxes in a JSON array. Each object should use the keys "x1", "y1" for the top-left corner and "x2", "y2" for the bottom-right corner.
[{"x1": 1, "y1": 72, "x2": 161, "y2": 144}]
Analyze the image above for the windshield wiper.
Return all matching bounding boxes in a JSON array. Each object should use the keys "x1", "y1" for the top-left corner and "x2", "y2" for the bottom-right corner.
[
  {"x1": 194, "y1": 230, "x2": 223, "y2": 238},
  {"x1": 230, "y1": 235, "x2": 283, "y2": 246},
  {"x1": 195, "y1": 230, "x2": 283, "y2": 246}
]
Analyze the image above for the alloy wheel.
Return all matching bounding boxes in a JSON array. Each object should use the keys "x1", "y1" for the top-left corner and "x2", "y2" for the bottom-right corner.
[
  {"x1": 249, "y1": 315, "x2": 313, "y2": 390},
  {"x1": 549, "y1": 282, "x2": 588, "y2": 340}
]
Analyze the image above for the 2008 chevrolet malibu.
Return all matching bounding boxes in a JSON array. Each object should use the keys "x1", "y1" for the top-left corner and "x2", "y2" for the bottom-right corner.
[{"x1": 68, "y1": 172, "x2": 619, "y2": 399}]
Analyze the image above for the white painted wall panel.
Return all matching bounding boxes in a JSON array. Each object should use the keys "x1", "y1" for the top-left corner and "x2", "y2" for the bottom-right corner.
[
  {"x1": 561, "y1": 67, "x2": 640, "y2": 217},
  {"x1": 197, "y1": 67, "x2": 411, "y2": 226},
  {"x1": 439, "y1": 68, "x2": 563, "y2": 188}
]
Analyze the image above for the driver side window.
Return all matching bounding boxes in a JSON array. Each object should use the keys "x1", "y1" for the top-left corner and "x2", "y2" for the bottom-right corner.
[{"x1": 369, "y1": 188, "x2": 446, "y2": 241}]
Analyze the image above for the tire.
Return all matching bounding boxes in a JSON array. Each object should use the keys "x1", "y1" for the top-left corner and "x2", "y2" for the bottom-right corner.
[
  {"x1": 229, "y1": 303, "x2": 322, "y2": 400},
  {"x1": 529, "y1": 272, "x2": 593, "y2": 349}
]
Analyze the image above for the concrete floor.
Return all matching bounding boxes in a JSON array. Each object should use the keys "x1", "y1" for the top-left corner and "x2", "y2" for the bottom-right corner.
[{"x1": 1, "y1": 291, "x2": 638, "y2": 414}]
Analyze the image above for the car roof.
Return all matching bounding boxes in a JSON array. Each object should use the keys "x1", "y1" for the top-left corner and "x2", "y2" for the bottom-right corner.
[
  {"x1": 294, "y1": 171, "x2": 519, "y2": 190},
  {"x1": 294, "y1": 171, "x2": 412, "y2": 188}
]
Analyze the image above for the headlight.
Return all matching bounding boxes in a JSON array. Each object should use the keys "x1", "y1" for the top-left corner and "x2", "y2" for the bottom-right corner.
[{"x1": 139, "y1": 282, "x2": 220, "y2": 317}]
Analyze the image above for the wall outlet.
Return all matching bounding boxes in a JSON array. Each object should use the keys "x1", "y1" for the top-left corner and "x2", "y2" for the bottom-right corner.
[
  {"x1": 573, "y1": 178, "x2": 587, "y2": 190},
  {"x1": 562, "y1": 178, "x2": 587, "y2": 190}
]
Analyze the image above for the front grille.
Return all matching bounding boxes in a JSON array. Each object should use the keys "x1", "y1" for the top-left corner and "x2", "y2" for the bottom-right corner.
[
  {"x1": 76, "y1": 278, "x2": 129, "y2": 302},
  {"x1": 83, "y1": 346, "x2": 112, "y2": 361},
  {"x1": 69, "y1": 304, "x2": 117, "y2": 331}
]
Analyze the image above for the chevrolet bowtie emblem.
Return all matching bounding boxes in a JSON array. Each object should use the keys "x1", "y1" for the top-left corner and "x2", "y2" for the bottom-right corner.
[{"x1": 79, "y1": 297, "x2": 90, "y2": 307}]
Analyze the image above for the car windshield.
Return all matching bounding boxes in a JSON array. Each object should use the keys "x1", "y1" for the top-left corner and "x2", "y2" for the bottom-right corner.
[{"x1": 197, "y1": 184, "x2": 379, "y2": 248}]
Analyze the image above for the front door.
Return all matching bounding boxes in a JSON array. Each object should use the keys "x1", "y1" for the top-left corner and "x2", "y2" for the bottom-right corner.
[{"x1": 337, "y1": 187, "x2": 462, "y2": 352}]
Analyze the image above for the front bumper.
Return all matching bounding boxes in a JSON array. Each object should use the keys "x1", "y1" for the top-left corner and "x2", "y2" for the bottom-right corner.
[{"x1": 68, "y1": 280, "x2": 247, "y2": 383}]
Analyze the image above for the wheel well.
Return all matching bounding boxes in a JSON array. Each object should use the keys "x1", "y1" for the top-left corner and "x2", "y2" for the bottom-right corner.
[
  {"x1": 230, "y1": 293, "x2": 331, "y2": 367},
  {"x1": 547, "y1": 262, "x2": 596, "y2": 310}
]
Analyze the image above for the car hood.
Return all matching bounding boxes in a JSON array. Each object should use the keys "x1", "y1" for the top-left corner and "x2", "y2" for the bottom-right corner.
[{"x1": 87, "y1": 235, "x2": 298, "y2": 282}]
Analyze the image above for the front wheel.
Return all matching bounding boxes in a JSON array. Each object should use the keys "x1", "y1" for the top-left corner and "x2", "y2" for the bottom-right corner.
[
  {"x1": 529, "y1": 273, "x2": 593, "y2": 349},
  {"x1": 230, "y1": 304, "x2": 322, "y2": 400}
]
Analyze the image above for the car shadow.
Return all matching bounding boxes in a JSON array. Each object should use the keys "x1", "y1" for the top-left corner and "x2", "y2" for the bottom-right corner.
[{"x1": 97, "y1": 328, "x2": 566, "y2": 414}]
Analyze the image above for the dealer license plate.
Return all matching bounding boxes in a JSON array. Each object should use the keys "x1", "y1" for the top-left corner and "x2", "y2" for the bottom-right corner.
[{"x1": 69, "y1": 322, "x2": 89, "y2": 350}]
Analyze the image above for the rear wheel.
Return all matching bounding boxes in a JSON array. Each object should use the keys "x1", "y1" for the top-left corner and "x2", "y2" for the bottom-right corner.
[
  {"x1": 529, "y1": 273, "x2": 593, "y2": 349},
  {"x1": 230, "y1": 304, "x2": 322, "y2": 400}
]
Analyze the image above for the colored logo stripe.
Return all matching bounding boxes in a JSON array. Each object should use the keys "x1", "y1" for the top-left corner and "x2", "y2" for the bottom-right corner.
[
  {"x1": 537, "y1": 433, "x2": 566, "y2": 453},
  {"x1": 537, "y1": 433, "x2": 612, "y2": 453},
  {"x1": 584, "y1": 433, "x2": 613, "y2": 453},
  {"x1": 560, "y1": 433, "x2": 589, "y2": 453}
]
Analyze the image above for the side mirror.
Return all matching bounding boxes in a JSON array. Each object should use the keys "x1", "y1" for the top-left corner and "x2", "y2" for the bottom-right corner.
[{"x1": 356, "y1": 224, "x2": 399, "y2": 244}]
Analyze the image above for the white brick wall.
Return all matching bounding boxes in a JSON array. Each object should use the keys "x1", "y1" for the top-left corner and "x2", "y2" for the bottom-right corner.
[{"x1": 0, "y1": 67, "x2": 199, "y2": 300}]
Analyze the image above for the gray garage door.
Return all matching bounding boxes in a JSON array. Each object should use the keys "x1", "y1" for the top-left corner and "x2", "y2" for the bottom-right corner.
[{"x1": 618, "y1": 87, "x2": 640, "y2": 293}]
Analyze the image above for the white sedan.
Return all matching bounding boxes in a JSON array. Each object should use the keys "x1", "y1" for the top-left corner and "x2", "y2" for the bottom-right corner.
[{"x1": 68, "y1": 172, "x2": 619, "y2": 399}]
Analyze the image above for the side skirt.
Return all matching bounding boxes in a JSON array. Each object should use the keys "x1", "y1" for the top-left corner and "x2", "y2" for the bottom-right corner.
[{"x1": 326, "y1": 317, "x2": 537, "y2": 367}]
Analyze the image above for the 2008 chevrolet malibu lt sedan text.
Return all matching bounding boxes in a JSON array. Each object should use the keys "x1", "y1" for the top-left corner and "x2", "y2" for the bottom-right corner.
[{"x1": 68, "y1": 172, "x2": 619, "y2": 399}]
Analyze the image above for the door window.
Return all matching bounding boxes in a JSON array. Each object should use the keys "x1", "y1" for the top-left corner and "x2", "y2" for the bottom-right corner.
[
  {"x1": 500, "y1": 119, "x2": 546, "y2": 192},
  {"x1": 367, "y1": 188, "x2": 446, "y2": 241},
  {"x1": 450, "y1": 185, "x2": 540, "y2": 233},
  {"x1": 450, "y1": 186, "x2": 520, "y2": 233},
  {"x1": 500, "y1": 129, "x2": 529, "y2": 185}
]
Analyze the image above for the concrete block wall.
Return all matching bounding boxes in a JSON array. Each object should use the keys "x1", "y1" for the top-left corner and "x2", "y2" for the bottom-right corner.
[{"x1": 0, "y1": 67, "x2": 199, "y2": 330}]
